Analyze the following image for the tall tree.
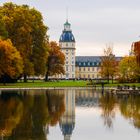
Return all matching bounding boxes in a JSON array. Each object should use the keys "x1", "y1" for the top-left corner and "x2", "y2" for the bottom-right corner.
[
  {"x1": 0, "y1": 16, "x2": 8, "y2": 39},
  {"x1": 0, "y1": 2, "x2": 48, "y2": 82},
  {"x1": 45, "y1": 41, "x2": 65, "y2": 81},
  {"x1": 0, "y1": 39, "x2": 23, "y2": 83},
  {"x1": 100, "y1": 46, "x2": 117, "y2": 83},
  {"x1": 118, "y1": 56, "x2": 140, "y2": 82}
]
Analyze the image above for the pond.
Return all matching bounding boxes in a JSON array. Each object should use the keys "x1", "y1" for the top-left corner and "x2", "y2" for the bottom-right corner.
[{"x1": 0, "y1": 89, "x2": 140, "y2": 140}]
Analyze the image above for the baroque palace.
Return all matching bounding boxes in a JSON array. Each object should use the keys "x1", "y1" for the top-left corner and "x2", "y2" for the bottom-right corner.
[
  {"x1": 53, "y1": 20, "x2": 121, "y2": 80},
  {"x1": 55, "y1": 20, "x2": 102, "y2": 79}
]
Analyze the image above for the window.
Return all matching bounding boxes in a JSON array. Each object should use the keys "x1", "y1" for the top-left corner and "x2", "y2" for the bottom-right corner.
[
  {"x1": 79, "y1": 67, "x2": 81, "y2": 71},
  {"x1": 66, "y1": 66, "x2": 69, "y2": 71},
  {"x1": 66, "y1": 61, "x2": 68, "y2": 64},
  {"x1": 92, "y1": 74, "x2": 94, "y2": 78},
  {"x1": 72, "y1": 66, "x2": 74, "y2": 72},
  {"x1": 72, "y1": 74, "x2": 74, "y2": 78},
  {"x1": 88, "y1": 67, "x2": 90, "y2": 71},
  {"x1": 92, "y1": 67, "x2": 94, "y2": 71},
  {"x1": 88, "y1": 75, "x2": 90, "y2": 78},
  {"x1": 83, "y1": 67, "x2": 85, "y2": 71},
  {"x1": 66, "y1": 43, "x2": 68, "y2": 47}
]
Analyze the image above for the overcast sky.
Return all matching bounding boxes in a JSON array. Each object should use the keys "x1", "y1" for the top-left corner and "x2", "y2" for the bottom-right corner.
[{"x1": 1, "y1": 0, "x2": 140, "y2": 56}]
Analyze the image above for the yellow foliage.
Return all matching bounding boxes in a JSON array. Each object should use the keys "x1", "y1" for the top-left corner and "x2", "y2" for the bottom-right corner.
[{"x1": 0, "y1": 39, "x2": 23, "y2": 78}]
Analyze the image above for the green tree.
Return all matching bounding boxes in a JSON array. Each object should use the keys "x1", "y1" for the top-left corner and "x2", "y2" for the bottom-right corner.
[
  {"x1": 0, "y1": 16, "x2": 8, "y2": 39},
  {"x1": 118, "y1": 56, "x2": 140, "y2": 82},
  {"x1": 45, "y1": 41, "x2": 65, "y2": 81},
  {"x1": 100, "y1": 46, "x2": 117, "y2": 83},
  {"x1": 0, "y1": 39, "x2": 23, "y2": 83},
  {"x1": 0, "y1": 2, "x2": 48, "y2": 82}
]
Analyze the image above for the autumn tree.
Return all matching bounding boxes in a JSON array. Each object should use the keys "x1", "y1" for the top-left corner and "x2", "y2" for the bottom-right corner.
[
  {"x1": 0, "y1": 17, "x2": 8, "y2": 39},
  {"x1": 118, "y1": 56, "x2": 140, "y2": 82},
  {"x1": 100, "y1": 46, "x2": 118, "y2": 83},
  {"x1": 0, "y1": 39, "x2": 23, "y2": 83},
  {"x1": 45, "y1": 41, "x2": 65, "y2": 81},
  {"x1": 0, "y1": 2, "x2": 48, "y2": 82}
]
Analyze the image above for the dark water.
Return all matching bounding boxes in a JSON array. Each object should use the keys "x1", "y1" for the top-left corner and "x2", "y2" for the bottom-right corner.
[{"x1": 0, "y1": 89, "x2": 140, "y2": 140}]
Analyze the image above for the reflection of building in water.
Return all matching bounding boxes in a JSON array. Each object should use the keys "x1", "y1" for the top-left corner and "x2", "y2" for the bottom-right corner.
[
  {"x1": 59, "y1": 89, "x2": 75, "y2": 140},
  {"x1": 75, "y1": 89, "x2": 101, "y2": 107}
]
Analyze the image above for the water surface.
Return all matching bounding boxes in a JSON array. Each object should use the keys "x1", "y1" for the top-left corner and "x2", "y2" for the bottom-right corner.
[{"x1": 0, "y1": 89, "x2": 140, "y2": 140}]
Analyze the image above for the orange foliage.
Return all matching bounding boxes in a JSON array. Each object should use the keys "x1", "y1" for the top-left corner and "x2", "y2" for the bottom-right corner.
[
  {"x1": 45, "y1": 41, "x2": 65, "y2": 80},
  {"x1": 0, "y1": 39, "x2": 23, "y2": 78}
]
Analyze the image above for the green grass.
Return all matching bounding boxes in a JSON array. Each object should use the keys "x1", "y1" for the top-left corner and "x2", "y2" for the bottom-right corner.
[
  {"x1": 0, "y1": 80, "x2": 139, "y2": 88},
  {"x1": 0, "y1": 80, "x2": 88, "y2": 88}
]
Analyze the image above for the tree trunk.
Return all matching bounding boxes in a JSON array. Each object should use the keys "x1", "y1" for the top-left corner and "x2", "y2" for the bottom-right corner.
[
  {"x1": 112, "y1": 76, "x2": 113, "y2": 84},
  {"x1": 24, "y1": 74, "x2": 27, "y2": 83},
  {"x1": 3, "y1": 75, "x2": 6, "y2": 86},
  {"x1": 45, "y1": 71, "x2": 49, "y2": 82},
  {"x1": 108, "y1": 75, "x2": 109, "y2": 84}
]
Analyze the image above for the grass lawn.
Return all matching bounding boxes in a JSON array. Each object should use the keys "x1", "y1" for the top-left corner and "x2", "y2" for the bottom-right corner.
[
  {"x1": 0, "y1": 80, "x2": 140, "y2": 88},
  {"x1": 0, "y1": 80, "x2": 88, "y2": 88}
]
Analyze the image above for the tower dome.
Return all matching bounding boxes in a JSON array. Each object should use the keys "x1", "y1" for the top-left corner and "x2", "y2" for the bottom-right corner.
[{"x1": 59, "y1": 21, "x2": 75, "y2": 42}]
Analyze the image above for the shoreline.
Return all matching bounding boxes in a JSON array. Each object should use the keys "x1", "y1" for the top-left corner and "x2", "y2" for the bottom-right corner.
[{"x1": 0, "y1": 86, "x2": 114, "y2": 91}]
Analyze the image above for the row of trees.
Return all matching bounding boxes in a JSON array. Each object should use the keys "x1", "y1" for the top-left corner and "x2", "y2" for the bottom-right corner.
[
  {"x1": 100, "y1": 45, "x2": 140, "y2": 83},
  {"x1": 0, "y1": 2, "x2": 65, "y2": 83}
]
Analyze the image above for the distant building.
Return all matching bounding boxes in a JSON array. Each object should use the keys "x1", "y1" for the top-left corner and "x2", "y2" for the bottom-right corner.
[
  {"x1": 59, "y1": 20, "x2": 76, "y2": 79},
  {"x1": 51, "y1": 21, "x2": 122, "y2": 80},
  {"x1": 75, "y1": 56, "x2": 101, "y2": 79}
]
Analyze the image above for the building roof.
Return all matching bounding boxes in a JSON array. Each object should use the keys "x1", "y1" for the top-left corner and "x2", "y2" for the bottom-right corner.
[
  {"x1": 75, "y1": 56, "x2": 122, "y2": 67},
  {"x1": 59, "y1": 31, "x2": 75, "y2": 42},
  {"x1": 76, "y1": 56, "x2": 101, "y2": 67}
]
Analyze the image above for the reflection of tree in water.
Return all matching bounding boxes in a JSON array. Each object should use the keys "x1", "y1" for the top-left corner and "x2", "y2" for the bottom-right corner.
[
  {"x1": 119, "y1": 95, "x2": 140, "y2": 130},
  {"x1": 0, "y1": 91, "x2": 23, "y2": 138},
  {"x1": 99, "y1": 93, "x2": 116, "y2": 129},
  {"x1": 0, "y1": 90, "x2": 65, "y2": 140},
  {"x1": 46, "y1": 90, "x2": 65, "y2": 126}
]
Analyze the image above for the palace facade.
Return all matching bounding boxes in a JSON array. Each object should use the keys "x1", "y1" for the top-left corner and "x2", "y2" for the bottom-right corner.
[{"x1": 52, "y1": 21, "x2": 121, "y2": 80}]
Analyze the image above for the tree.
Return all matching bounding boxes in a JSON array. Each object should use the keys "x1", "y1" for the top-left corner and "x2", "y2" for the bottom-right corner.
[
  {"x1": 0, "y1": 2, "x2": 48, "y2": 82},
  {"x1": 118, "y1": 56, "x2": 140, "y2": 82},
  {"x1": 100, "y1": 46, "x2": 118, "y2": 83},
  {"x1": 45, "y1": 41, "x2": 65, "y2": 81},
  {"x1": 0, "y1": 39, "x2": 23, "y2": 83},
  {"x1": 0, "y1": 16, "x2": 8, "y2": 39}
]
